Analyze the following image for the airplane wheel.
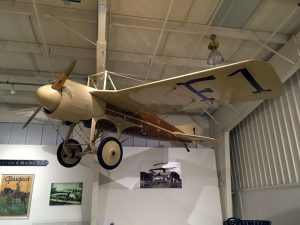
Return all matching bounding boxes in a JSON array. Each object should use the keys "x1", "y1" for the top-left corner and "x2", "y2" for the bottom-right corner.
[
  {"x1": 97, "y1": 137, "x2": 123, "y2": 170},
  {"x1": 57, "y1": 139, "x2": 82, "y2": 168}
]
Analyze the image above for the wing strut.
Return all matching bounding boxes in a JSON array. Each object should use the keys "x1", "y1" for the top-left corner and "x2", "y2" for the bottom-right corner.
[{"x1": 183, "y1": 142, "x2": 191, "y2": 152}]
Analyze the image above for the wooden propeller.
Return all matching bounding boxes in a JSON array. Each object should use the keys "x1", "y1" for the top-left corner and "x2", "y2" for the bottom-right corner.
[
  {"x1": 51, "y1": 59, "x2": 77, "y2": 90},
  {"x1": 22, "y1": 105, "x2": 43, "y2": 129},
  {"x1": 23, "y1": 60, "x2": 77, "y2": 129}
]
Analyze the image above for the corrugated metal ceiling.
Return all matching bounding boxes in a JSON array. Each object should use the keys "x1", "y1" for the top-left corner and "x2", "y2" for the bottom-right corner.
[{"x1": 0, "y1": 0, "x2": 298, "y2": 110}]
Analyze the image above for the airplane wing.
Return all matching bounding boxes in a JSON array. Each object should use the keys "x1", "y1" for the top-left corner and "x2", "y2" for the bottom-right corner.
[
  {"x1": 173, "y1": 132, "x2": 217, "y2": 147},
  {"x1": 90, "y1": 60, "x2": 283, "y2": 114}
]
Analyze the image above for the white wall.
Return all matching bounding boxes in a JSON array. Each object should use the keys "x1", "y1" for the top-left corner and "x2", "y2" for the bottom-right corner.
[
  {"x1": 233, "y1": 186, "x2": 300, "y2": 225},
  {"x1": 0, "y1": 145, "x2": 96, "y2": 225},
  {"x1": 95, "y1": 147, "x2": 222, "y2": 225},
  {"x1": 0, "y1": 146, "x2": 222, "y2": 225}
]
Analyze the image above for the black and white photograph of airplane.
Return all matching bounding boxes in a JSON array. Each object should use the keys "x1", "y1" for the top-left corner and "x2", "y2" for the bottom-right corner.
[{"x1": 140, "y1": 162, "x2": 182, "y2": 189}]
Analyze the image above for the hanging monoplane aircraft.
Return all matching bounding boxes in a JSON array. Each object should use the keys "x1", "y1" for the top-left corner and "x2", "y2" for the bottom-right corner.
[{"x1": 23, "y1": 59, "x2": 283, "y2": 170}]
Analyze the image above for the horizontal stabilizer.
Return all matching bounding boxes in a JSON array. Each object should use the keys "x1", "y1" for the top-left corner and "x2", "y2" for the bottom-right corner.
[{"x1": 173, "y1": 132, "x2": 216, "y2": 147}]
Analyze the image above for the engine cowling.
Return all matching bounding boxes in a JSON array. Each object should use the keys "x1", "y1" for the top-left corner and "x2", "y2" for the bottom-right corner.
[
  {"x1": 36, "y1": 80, "x2": 105, "y2": 123},
  {"x1": 36, "y1": 85, "x2": 61, "y2": 112}
]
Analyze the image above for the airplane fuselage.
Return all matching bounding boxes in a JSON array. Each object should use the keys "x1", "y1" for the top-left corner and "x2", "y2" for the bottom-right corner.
[{"x1": 37, "y1": 80, "x2": 183, "y2": 143}]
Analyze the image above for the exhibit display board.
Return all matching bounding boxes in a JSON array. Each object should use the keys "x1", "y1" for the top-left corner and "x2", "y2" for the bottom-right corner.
[
  {"x1": 95, "y1": 147, "x2": 222, "y2": 225},
  {"x1": 0, "y1": 145, "x2": 95, "y2": 225}
]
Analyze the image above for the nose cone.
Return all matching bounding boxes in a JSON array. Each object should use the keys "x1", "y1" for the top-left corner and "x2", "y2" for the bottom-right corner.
[{"x1": 36, "y1": 85, "x2": 61, "y2": 112}]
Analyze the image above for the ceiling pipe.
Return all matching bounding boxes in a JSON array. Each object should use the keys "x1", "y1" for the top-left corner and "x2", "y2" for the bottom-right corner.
[
  {"x1": 32, "y1": 0, "x2": 54, "y2": 78},
  {"x1": 251, "y1": 6, "x2": 299, "y2": 60},
  {"x1": 218, "y1": 0, "x2": 236, "y2": 26},
  {"x1": 222, "y1": 2, "x2": 296, "y2": 66},
  {"x1": 110, "y1": 15, "x2": 289, "y2": 44},
  {"x1": 48, "y1": 14, "x2": 96, "y2": 47},
  {"x1": 145, "y1": 0, "x2": 175, "y2": 81},
  {"x1": 252, "y1": 38, "x2": 296, "y2": 65},
  {"x1": 0, "y1": 81, "x2": 43, "y2": 86},
  {"x1": 239, "y1": 1, "x2": 296, "y2": 65}
]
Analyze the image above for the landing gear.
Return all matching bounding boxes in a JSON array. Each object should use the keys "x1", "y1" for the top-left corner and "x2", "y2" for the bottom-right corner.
[
  {"x1": 97, "y1": 137, "x2": 123, "y2": 170},
  {"x1": 56, "y1": 118, "x2": 126, "y2": 170},
  {"x1": 57, "y1": 139, "x2": 82, "y2": 168}
]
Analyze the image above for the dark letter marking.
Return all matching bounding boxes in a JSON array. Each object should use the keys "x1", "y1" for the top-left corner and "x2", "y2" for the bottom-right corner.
[
  {"x1": 177, "y1": 75, "x2": 216, "y2": 101},
  {"x1": 227, "y1": 68, "x2": 271, "y2": 93}
]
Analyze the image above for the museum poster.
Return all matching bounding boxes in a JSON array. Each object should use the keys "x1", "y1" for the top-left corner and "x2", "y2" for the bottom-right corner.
[
  {"x1": 140, "y1": 162, "x2": 182, "y2": 188},
  {"x1": 49, "y1": 182, "x2": 83, "y2": 206},
  {"x1": 0, "y1": 174, "x2": 34, "y2": 218}
]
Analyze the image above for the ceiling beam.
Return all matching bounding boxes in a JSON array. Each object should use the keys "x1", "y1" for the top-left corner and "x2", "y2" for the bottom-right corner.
[
  {"x1": 48, "y1": 14, "x2": 96, "y2": 47},
  {"x1": 0, "y1": 40, "x2": 218, "y2": 69},
  {"x1": 0, "y1": 90, "x2": 36, "y2": 98},
  {"x1": 108, "y1": 51, "x2": 215, "y2": 69},
  {"x1": 32, "y1": 0, "x2": 54, "y2": 77},
  {"x1": 145, "y1": 0, "x2": 175, "y2": 81},
  {"x1": 181, "y1": 0, "x2": 224, "y2": 74},
  {"x1": 110, "y1": 14, "x2": 290, "y2": 44},
  {"x1": 0, "y1": 68, "x2": 86, "y2": 83},
  {"x1": 0, "y1": 0, "x2": 289, "y2": 45},
  {"x1": 0, "y1": 40, "x2": 95, "y2": 58},
  {"x1": 0, "y1": 0, "x2": 97, "y2": 23}
]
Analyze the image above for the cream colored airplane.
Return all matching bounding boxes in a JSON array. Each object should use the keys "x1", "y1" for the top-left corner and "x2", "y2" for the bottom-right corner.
[{"x1": 23, "y1": 59, "x2": 283, "y2": 169}]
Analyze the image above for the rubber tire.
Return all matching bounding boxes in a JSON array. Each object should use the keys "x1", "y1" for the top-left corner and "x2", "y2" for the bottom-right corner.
[
  {"x1": 57, "y1": 139, "x2": 82, "y2": 168},
  {"x1": 97, "y1": 137, "x2": 123, "y2": 170},
  {"x1": 226, "y1": 217, "x2": 241, "y2": 225}
]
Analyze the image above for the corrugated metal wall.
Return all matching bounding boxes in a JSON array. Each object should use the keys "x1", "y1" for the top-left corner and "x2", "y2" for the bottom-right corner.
[{"x1": 230, "y1": 70, "x2": 300, "y2": 190}]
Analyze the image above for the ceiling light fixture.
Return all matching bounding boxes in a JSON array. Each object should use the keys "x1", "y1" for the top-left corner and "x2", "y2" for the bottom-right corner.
[
  {"x1": 10, "y1": 84, "x2": 16, "y2": 95},
  {"x1": 207, "y1": 34, "x2": 224, "y2": 66}
]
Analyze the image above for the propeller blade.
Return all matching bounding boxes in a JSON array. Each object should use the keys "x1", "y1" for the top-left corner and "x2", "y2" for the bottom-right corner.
[
  {"x1": 51, "y1": 59, "x2": 77, "y2": 90},
  {"x1": 22, "y1": 105, "x2": 43, "y2": 129}
]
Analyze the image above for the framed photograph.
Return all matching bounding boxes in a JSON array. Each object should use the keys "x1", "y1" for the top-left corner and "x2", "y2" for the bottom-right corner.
[
  {"x1": 0, "y1": 174, "x2": 34, "y2": 219},
  {"x1": 49, "y1": 182, "x2": 83, "y2": 206},
  {"x1": 140, "y1": 162, "x2": 182, "y2": 188}
]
